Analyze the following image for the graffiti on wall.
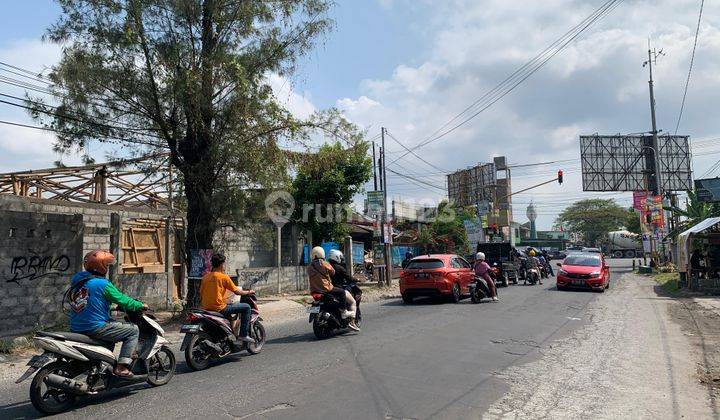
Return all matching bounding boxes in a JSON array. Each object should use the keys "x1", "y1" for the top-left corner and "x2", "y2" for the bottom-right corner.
[{"x1": 4, "y1": 251, "x2": 71, "y2": 284}]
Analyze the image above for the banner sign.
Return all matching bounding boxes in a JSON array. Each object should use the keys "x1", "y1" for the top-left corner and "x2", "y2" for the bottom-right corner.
[
  {"x1": 373, "y1": 243, "x2": 386, "y2": 268},
  {"x1": 463, "y1": 220, "x2": 483, "y2": 246},
  {"x1": 189, "y1": 249, "x2": 213, "y2": 277},
  {"x1": 367, "y1": 191, "x2": 385, "y2": 216},
  {"x1": 696, "y1": 178, "x2": 720, "y2": 203},
  {"x1": 476, "y1": 200, "x2": 490, "y2": 217},
  {"x1": 633, "y1": 191, "x2": 650, "y2": 211}
]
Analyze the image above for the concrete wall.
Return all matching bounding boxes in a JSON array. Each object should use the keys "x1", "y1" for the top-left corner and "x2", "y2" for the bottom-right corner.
[
  {"x1": 0, "y1": 195, "x2": 179, "y2": 337},
  {"x1": 0, "y1": 209, "x2": 84, "y2": 337},
  {"x1": 218, "y1": 222, "x2": 302, "y2": 269},
  {"x1": 235, "y1": 266, "x2": 308, "y2": 295}
]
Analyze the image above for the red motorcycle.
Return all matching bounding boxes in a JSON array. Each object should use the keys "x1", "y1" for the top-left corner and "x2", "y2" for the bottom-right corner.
[{"x1": 180, "y1": 294, "x2": 266, "y2": 371}]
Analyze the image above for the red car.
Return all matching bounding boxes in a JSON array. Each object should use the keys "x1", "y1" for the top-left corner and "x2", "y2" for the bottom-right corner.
[
  {"x1": 556, "y1": 253, "x2": 610, "y2": 292},
  {"x1": 399, "y1": 254, "x2": 474, "y2": 304}
]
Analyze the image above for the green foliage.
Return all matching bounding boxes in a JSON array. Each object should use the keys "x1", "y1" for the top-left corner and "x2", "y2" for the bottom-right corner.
[
  {"x1": 624, "y1": 207, "x2": 642, "y2": 235},
  {"x1": 664, "y1": 189, "x2": 720, "y2": 239},
  {"x1": 414, "y1": 202, "x2": 474, "y2": 255},
  {"x1": 292, "y1": 141, "x2": 372, "y2": 243},
  {"x1": 33, "y1": 0, "x2": 336, "y2": 251},
  {"x1": 555, "y1": 199, "x2": 636, "y2": 246}
]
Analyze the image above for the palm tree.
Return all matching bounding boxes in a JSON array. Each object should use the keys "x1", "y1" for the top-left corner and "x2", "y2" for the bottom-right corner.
[{"x1": 664, "y1": 190, "x2": 720, "y2": 239}]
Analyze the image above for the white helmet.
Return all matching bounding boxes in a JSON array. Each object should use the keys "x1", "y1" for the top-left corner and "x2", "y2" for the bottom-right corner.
[
  {"x1": 310, "y1": 246, "x2": 325, "y2": 260},
  {"x1": 328, "y1": 249, "x2": 344, "y2": 264},
  {"x1": 476, "y1": 252, "x2": 485, "y2": 261}
]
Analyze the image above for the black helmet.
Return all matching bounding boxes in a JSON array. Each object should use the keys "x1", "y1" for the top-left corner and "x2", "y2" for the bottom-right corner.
[{"x1": 405, "y1": 251, "x2": 414, "y2": 259}]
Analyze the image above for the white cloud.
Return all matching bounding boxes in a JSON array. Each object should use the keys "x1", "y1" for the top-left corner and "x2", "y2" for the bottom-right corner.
[
  {"x1": 334, "y1": 0, "x2": 720, "y2": 228},
  {"x1": 267, "y1": 73, "x2": 317, "y2": 119}
]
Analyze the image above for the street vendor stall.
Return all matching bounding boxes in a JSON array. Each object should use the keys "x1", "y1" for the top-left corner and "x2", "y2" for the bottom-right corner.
[{"x1": 677, "y1": 216, "x2": 720, "y2": 292}]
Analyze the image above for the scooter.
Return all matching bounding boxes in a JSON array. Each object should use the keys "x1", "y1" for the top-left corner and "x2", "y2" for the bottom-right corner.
[
  {"x1": 307, "y1": 282, "x2": 362, "y2": 339},
  {"x1": 525, "y1": 267, "x2": 540, "y2": 285},
  {"x1": 469, "y1": 276, "x2": 492, "y2": 303},
  {"x1": 181, "y1": 294, "x2": 266, "y2": 371},
  {"x1": 16, "y1": 310, "x2": 175, "y2": 415}
]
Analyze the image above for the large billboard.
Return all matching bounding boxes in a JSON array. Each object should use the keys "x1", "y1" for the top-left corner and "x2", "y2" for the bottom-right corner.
[
  {"x1": 447, "y1": 163, "x2": 496, "y2": 207},
  {"x1": 580, "y1": 134, "x2": 692, "y2": 192},
  {"x1": 696, "y1": 178, "x2": 720, "y2": 203}
]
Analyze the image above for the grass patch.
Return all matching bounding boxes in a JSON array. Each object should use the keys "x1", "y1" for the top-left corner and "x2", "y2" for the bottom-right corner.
[{"x1": 653, "y1": 272, "x2": 680, "y2": 295}]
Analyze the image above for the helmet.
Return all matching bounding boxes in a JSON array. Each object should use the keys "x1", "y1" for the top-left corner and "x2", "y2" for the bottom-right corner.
[
  {"x1": 310, "y1": 246, "x2": 325, "y2": 260},
  {"x1": 405, "y1": 251, "x2": 414, "y2": 259},
  {"x1": 475, "y1": 252, "x2": 485, "y2": 261},
  {"x1": 529, "y1": 249, "x2": 536, "y2": 257},
  {"x1": 328, "y1": 249, "x2": 344, "y2": 263},
  {"x1": 83, "y1": 250, "x2": 116, "y2": 276}
]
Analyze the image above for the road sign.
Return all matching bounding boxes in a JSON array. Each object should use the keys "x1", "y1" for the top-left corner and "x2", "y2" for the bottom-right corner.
[{"x1": 367, "y1": 191, "x2": 385, "y2": 216}]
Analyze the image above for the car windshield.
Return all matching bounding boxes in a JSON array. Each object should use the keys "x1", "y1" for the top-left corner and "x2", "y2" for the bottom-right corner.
[
  {"x1": 406, "y1": 259, "x2": 445, "y2": 269},
  {"x1": 563, "y1": 255, "x2": 601, "y2": 267}
]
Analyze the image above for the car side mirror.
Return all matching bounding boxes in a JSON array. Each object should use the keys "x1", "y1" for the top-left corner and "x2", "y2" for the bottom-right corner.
[{"x1": 556, "y1": 263, "x2": 562, "y2": 267}]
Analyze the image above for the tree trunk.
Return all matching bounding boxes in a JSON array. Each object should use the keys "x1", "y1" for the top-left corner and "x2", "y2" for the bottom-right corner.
[{"x1": 183, "y1": 161, "x2": 216, "y2": 307}]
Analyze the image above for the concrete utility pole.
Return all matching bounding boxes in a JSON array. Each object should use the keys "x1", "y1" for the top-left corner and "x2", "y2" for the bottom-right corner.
[
  {"x1": 645, "y1": 43, "x2": 664, "y2": 197},
  {"x1": 381, "y1": 127, "x2": 392, "y2": 286}
]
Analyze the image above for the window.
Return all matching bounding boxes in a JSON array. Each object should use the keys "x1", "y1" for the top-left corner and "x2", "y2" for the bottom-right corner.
[
  {"x1": 406, "y1": 259, "x2": 445, "y2": 269},
  {"x1": 456, "y1": 257, "x2": 471, "y2": 269},
  {"x1": 563, "y1": 255, "x2": 601, "y2": 267}
]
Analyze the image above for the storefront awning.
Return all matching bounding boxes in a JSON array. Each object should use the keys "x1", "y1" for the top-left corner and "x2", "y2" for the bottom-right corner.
[{"x1": 677, "y1": 216, "x2": 720, "y2": 272}]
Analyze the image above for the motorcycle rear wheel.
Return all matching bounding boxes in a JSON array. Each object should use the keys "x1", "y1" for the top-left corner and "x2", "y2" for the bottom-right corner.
[
  {"x1": 470, "y1": 289, "x2": 482, "y2": 304},
  {"x1": 313, "y1": 316, "x2": 333, "y2": 340},
  {"x1": 185, "y1": 332, "x2": 213, "y2": 371},
  {"x1": 29, "y1": 361, "x2": 78, "y2": 415},
  {"x1": 246, "y1": 322, "x2": 266, "y2": 354},
  {"x1": 147, "y1": 346, "x2": 176, "y2": 386}
]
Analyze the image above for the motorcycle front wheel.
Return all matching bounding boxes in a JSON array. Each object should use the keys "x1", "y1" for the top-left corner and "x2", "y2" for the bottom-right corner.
[
  {"x1": 470, "y1": 289, "x2": 482, "y2": 304},
  {"x1": 247, "y1": 321, "x2": 266, "y2": 354},
  {"x1": 29, "y1": 361, "x2": 78, "y2": 415},
  {"x1": 147, "y1": 346, "x2": 176, "y2": 386},
  {"x1": 184, "y1": 332, "x2": 213, "y2": 371}
]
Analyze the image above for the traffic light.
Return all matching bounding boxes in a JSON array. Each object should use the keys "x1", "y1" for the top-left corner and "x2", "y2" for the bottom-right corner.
[{"x1": 557, "y1": 170, "x2": 563, "y2": 184}]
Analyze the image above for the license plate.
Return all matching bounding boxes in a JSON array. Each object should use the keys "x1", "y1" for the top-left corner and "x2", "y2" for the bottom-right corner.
[
  {"x1": 415, "y1": 273, "x2": 429, "y2": 279},
  {"x1": 572, "y1": 279, "x2": 585, "y2": 286},
  {"x1": 180, "y1": 324, "x2": 200, "y2": 333},
  {"x1": 306, "y1": 306, "x2": 320, "y2": 314}
]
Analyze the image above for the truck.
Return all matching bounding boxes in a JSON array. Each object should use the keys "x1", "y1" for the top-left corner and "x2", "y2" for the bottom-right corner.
[{"x1": 604, "y1": 230, "x2": 643, "y2": 258}]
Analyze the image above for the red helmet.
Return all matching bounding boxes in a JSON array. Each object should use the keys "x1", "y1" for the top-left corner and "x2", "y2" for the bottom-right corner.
[{"x1": 83, "y1": 250, "x2": 116, "y2": 276}]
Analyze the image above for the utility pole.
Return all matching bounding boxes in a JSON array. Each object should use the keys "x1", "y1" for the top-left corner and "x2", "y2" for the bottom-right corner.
[
  {"x1": 645, "y1": 43, "x2": 664, "y2": 197},
  {"x1": 643, "y1": 41, "x2": 666, "y2": 263},
  {"x1": 381, "y1": 127, "x2": 392, "y2": 286},
  {"x1": 372, "y1": 142, "x2": 378, "y2": 191}
]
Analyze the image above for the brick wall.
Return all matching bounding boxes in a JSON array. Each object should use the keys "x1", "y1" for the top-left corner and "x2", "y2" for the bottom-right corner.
[{"x1": 0, "y1": 195, "x2": 180, "y2": 337}]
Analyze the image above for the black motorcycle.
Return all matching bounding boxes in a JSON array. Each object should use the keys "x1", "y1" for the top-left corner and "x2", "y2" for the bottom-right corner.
[
  {"x1": 180, "y1": 294, "x2": 266, "y2": 371},
  {"x1": 469, "y1": 276, "x2": 492, "y2": 303},
  {"x1": 308, "y1": 282, "x2": 362, "y2": 339}
]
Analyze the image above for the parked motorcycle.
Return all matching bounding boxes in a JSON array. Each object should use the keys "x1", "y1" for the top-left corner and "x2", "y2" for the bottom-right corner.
[
  {"x1": 181, "y1": 294, "x2": 266, "y2": 371},
  {"x1": 308, "y1": 282, "x2": 363, "y2": 339},
  {"x1": 469, "y1": 276, "x2": 492, "y2": 303},
  {"x1": 16, "y1": 310, "x2": 175, "y2": 415}
]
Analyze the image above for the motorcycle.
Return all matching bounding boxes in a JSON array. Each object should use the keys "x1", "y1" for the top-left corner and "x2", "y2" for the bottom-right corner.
[
  {"x1": 525, "y1": 267, "x2": 540, "y2": 285},
  {"x1": 181, "y1": 294, "x2": 266, "y2": 371},
  {"x1": 307, "y1": 282, "x2": 362, "y2": 339},
  {"x1": 539, "y1": 264, "x2": 549, "y2": 279},
  {"x1": 16, "y1": 310, "x2": 175, "y2": 415},
  {"x1": 469, "y1": 276, "x2": 492, "y2": 303}
]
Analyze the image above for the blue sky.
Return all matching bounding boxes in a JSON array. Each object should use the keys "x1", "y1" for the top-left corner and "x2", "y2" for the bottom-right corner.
[{"x1": 1, "y1": 0, "x2": 719, "y2": 230}]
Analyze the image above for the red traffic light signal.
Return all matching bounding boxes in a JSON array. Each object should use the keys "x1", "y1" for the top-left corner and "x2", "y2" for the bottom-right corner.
[{"x1": 557, "y1": 170, "x2": 563, "y2": 184}]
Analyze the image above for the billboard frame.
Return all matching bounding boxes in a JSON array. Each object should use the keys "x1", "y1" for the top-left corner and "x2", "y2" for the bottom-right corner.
[{"x1": 447, "y1": 163, "x2": 496, "y2": 207}]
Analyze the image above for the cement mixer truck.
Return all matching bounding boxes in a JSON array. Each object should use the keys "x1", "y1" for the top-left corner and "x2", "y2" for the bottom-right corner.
[{"x1": 604, "y1": 230, "x2": 642, "y2": 258}]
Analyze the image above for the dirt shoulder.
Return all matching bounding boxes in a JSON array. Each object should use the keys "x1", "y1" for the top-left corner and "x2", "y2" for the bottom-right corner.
[{"x1": 484, "y1": 271, "x2": 715, "y2": 419}]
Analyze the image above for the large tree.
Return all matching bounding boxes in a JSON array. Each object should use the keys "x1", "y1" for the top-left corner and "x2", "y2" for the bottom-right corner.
[
  {"x1": 555, "y1": 199, "x2": 635, "y2": 246},
  {"x1": 32, "y1": 0, "x2": 342, "y2": 260},
  {"x1": 292, "y1": 140, "x2": 372, "y2": 244}
]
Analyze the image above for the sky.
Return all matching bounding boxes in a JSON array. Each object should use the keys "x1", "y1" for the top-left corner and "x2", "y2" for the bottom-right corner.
[{"x1": 1, "y1": 0, "x2": 719, "y2": 230}]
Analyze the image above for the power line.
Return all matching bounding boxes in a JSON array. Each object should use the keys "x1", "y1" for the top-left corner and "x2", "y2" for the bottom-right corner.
[
  {"x1": 674, "y1": 0, "x2": 704, "y2": 135},
  {"x1": 384, "y1": 129, "x2": 449, "y2": 173},
  {"x1": 390, "y1": 0, "x2": 623, "y2": 165}
]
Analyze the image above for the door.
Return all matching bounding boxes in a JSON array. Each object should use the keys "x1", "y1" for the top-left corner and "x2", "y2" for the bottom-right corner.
[
  {"x1": 602, "y1": 257, "x2": 611, "y2": 285},
  {"x1": 453, "y1": 257, "x2": 474, "y2": 291}
]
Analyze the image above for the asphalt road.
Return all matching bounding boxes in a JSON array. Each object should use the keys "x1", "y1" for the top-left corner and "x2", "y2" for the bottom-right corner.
[{"x1": 1, "y1": 260, "x2": 633, "y2": 420}]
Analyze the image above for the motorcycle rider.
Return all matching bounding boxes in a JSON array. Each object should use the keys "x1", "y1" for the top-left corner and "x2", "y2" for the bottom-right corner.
[
  {"x1": 401, "y1": 251, "x2": 414, "y2": 269},
  {"x1": 199, "y1": 253, "x2": 256, "y2": 344},
  {"x1": 68, "y1": 250, "x2": 148, "y2": 378},
  {"x1": 527, "y1": 249, "x2": 542, "y2": 285},
  {"x1": 308, "y1": 246, "x2": 360, "y2": 331},
  {"x1": 540, "y1": 250, "x2": 555, "y2": 276},
  {"x1": 473, "y1": 252, "x2": 498, "y2": 301}
]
